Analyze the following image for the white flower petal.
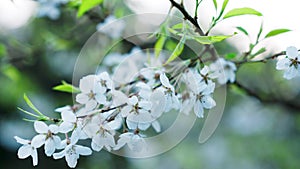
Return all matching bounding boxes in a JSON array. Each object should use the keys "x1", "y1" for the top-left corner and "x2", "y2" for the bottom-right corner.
[
  {"x1": 59, "y1": 122, "x2": 74, "y2": 133},
  {"x1": 44, "y1": 139, "x2": 56, "y2": 156},
  {"x1": 160, "y1": 73, "x2": 171, "y2": 88},
  {"x1": 276, "y1": 58, "x2": 290, "y2": 70},
  {"x1": 49, "y1": 124, "x2": 59, "y2": 134},
  {"x1": 95, "y1": 94, "x2": 106, "y2": 104},
  {"x1": 76, "y1": 93, "x2": 89, "y2": 104},
  {"x1": 31, "y1": 135, "x2": 46, "y2": 148},
  {"x1": 150, "y1": 90, "x2": 166, "y2": 118},
  {"x1": 17, "y1": 145, "x2": 32, "y2": 159},
  {"x1": 34, "y1": 121, "x2": 49, "y2": 134},
  {"x1": 111, "y1": 90, "x2": 128, "y2": 105},
  {"x1": 139, "y1": 101, "x2": 152, "y2": 110},
  {"x1": 152, "y1": 120, "x2": 161, "y2": 133},
  {"x1": 194, "y1": 100, "x2": 204, "y2": 118},
  {"x1": 62, "y1": 111, "x2": 76, "y2": 123},
  {"x1": 53, "y1": 150, "x2": 65, "y2": 159},
  {"x1": 128, "y1": 96, "x2": 138, "y2": 105},
  {"x1": 202, "y1": 95, "x2": 216, "y2": 109},
  {"x1": 14, "y1": 136, "x2": 30, "y2": 144},
  {"x1": 66, "y1": 152, "x2": 78, "y2": 168},
  {"x1": 286, "y1": 46, "x2": 298, "y2": 59},
  {"x1": 31, "y1": 148, "x2": 38, "y2": 166},
  {"x1": 121, "y1": 105, "x2": 131, "y2": 117},
  {"x1": 283, "y1": 67, "x2": 298, "y2": 80},
  {"x1": 76, "y1": 145, "x2": 92, "y2": 156}
]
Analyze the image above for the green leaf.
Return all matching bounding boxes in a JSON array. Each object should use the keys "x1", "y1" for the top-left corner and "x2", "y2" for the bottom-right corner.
[
  {"x1": 264, "y1": 29, "x2": 291, "y2": 38},
  {"x1": 0, "y1": 43, "x2": 7, "y2": 58},
  {"x1": 250, "y1": 47, "x2": 266, "y2": 58},
  {"x1": 225, "y1": 53, "x2": 237, "y2": 59},
  {"x1": 154, "y1": 35, "x2": 167, "y2": 58},
  {"x1": 223, "y1": 7, "x2": 262, "y2": 19},
  {"x1": 212, "y1": 0, "x2": 218, "y2": 10},
  {"x1": 193, "y1": 34, "x2": 234, "y2": 44},
  {"x1": 18, "y1": 107, "x2": 39, "y2": 118},
  {"x1": 236, "y1": 26, "x2": 249, "y2": 36},
  {"x1": 23, "y1": 94, "x2": 44, "y2": 116},
  {"x1": 220, "y1": 0, "x2": 229, "y2": 16},
  {"x1": 172, "y1": 23, "x2": 183, "y2": 30},
  {"x1": 53, "y1": 81, "x2": 80, "y2": 93},
  {"x1": 77, "y1": 0, "x2": 103, "y2": 17},
  {"x1": 165, "y1": 37, "x2": 186, "y2": 64}
]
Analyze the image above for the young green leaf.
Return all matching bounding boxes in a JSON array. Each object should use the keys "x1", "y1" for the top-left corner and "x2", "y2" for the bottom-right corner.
[
  {"x1": 223, "y1": 7, "x2": 262, "y2": 19},
  {"x1": 18, "y1": 107, "x2": 39, "y2": 118},
  {"x1": 225, "y1": 53, "x2": 237, "y2": 59},
  {"x1": 193, "y1": 34, "x2": 234, "y2": 44},
  {"x1": 212, "y1": 0, "x2": 218, "y2": 10},
  {"x1": 250, "y1": 47, "x2": 266, "y2": 58},
  {"x1": 220, "y1": 0, "x2": 229, "y2": 17},
  {"x1": 77, "y1": 0, "x2": 103, "y2": 17},
  {"x1": 53, "y1": 81, "x2": 80, "y2": 93},
  {"x1": 165, "y1": 37, "x2": 186, "y2": 64},
  {"x1": 154, "y1": 35, "x2": 167, "y2": 58},
  {"x1": 23, "y1": 94, "x2": 44, "y2": 116},
  {"x1": 236, "y1": 26, "x2": 249, "y2": 36},
  {"x1": 264, "y1": 29, "x2": 291, "y2": 38},
  {"x1": 172, "y1": 23, "x2": 184, "y2": 30}
]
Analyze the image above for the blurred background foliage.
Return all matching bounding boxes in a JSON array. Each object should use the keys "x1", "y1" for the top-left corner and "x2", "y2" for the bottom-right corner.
[{"x1": 0, "y1": 0, "x2": 300, "y2": 169}]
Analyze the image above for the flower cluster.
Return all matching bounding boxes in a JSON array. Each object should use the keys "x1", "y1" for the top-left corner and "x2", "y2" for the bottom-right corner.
[{"x1": 15, "y1": 47, "x2": 239, "y2": 167}]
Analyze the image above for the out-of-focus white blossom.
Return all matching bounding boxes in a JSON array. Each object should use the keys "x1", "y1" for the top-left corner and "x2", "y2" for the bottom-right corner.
[
  {"x1": 210, "y1": 58, "x2": 237, "y2": 85},
  {"x1": 114, "y1": 131, "x2": 146, "y2": 152},
  {"x1": 96, "y1": 15, "x2": 126, "y2": 39},
  {"x1": 36, "y1": 0, "x2": 68, "y2": 20},
  {"x1": 276, "y1": 46, "x2": 300, "y2": 79}
]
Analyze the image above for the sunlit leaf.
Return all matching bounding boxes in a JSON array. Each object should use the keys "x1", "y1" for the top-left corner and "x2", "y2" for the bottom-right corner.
[
  {"x1": 193, "y1": 34, "x2": 234, "y2": 44},
  {"x1": 225, "y1": 53, "x2": 237, "y2": 59},
  {"x1": 220, "y1": 0, "x2": 229, "y2": 17},
  {"x1": 0, "y1": 43, "x2": 7, "y2": 58},
  {"x1": 154, "y1": 35, "x2": 167, "y2": 58},
  {"x1": 236, "y1": 26, "x2": 249, "y2": 36},
  {"x1": 223, "y1": 7, "x2": 262, "y2": 19},
  {"x1": 165, "y1": 37, "x2": 186, "y2": 64},
  {"x1": 250, "y1": 47, "x2": 266, "y2": 58},
  {"x1": 23, "y1": 94, "x2": 44, "y2": 116},
  {"x1": 53, "y1": 81, "x2": 80, "y2": 93},
  {"x1": 172, "y1": 23, "x2": 183, "y2": 30},
  {"x1": 265, "y1": 29, "x2": 291, "y2": 38},
  {"x1": 77, "y1": 0, "x2": 103, "y2": 17},
  {"x1": 212, "y1": 0, "x2": 218, "y2": 10}
]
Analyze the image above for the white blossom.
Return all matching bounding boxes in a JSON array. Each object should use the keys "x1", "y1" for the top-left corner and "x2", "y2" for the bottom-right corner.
[
  {"x1": 59, "y1": 110, "x2": 77, "y2": 133},
  {"x1": 210, "y1": 58, "x2": 237, "y2": 85},
  {"x1": 276, "y1": 46, "x2": 300, "y2": 79},
  {"x1": 14, "y1": 136, "x2": 38, "y2": 166},
  {"x1": 31, "y1": 121, "x2": 61, "y2": 156},
  {"x1": 159, "y1": 73, "x2": 180, "y2": 112},
  {"x1": 37, "y1": 0, "x2": 68, "y2": 20},
  {"x1": 76, "y1": 75, "x2": 107, "y2": 111},
  {"x1": 53, "y1": 136, "x2": 92, "y2": 168},
  {"x1": 114, "y1": 131, "x2": 146, "y2": 152},
  {"x1": 96, "y1": 15, "x2": 126, "y2": 39},
  {"x1": 121, "y1": 95, "x2": 153, "y2": 130}
]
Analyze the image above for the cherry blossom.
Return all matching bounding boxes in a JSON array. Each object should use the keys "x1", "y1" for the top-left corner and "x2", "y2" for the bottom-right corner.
[
  {"x1": 114, "y1": 131, "x2": 146, "y2": 152},
  {"x1": 14, "y1": 136, "x2": 38, "y2": 166},
  {"x1": 276, "y1": 46, "x2": 300, "y2": 79},
  {"x1": 96, "y1": 15, "x2": 126, "y2": 39},
  {"x1": 31, "y1": 121, "x2": 61, "y2": 156},
  {"x1": 159, "y1": 73, "x2": 180, "y2": 112},
  {"x1": 210, "y1": 58, "x2": 237, "y2": 85}
]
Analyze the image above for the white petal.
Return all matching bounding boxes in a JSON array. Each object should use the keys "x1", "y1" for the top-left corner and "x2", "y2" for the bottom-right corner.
[
  {"x1": 53, "y1": 135, "x2": 62, "y2": 148},
  {"x1": 91, "y1": 139, "x2": 103, "y2": 152},
  {"x1": 152, "y1": 120, "x2": 161, "y2": 133},
  {"x1": 59, "y1": 122, "x2": 74, "y2": 133},
  {"x1": 14, "y1": 136, "x2": 30, "y2": 144},
  {"x1": 160, "y1": 73, "x2": 171, "y2": 88},
  {"x1": 194, "y1": 100, "x2": 204, "y2": 118},
  {"x1": 121, "y1": 105, "x2": 131, "y2": 117},
  {"x1": 34, "y1": 121, "x2": 49, "y2": 134},
  {"x1": 128, "y1": 96, "x2": 138, "y2": 105},
  {"x1": 62, "y1": 111, "x2": 77, "y2": 123},
  {"x1": 111, "y1": 90, "x2": 128, "y2": 105},
  {"x1": 79, "y1": 75, "x2": 96, "y2": 93},
  {"x1": 76, "y1": 93, "x2": 89, "y2": 104},
  {"x1": 49, "y1": 124, "x2": 59, "y2": 134},
  {"x1": 139, "y1": 101, "x2": 152, "y2": 110},
  {"x1": 53, "y1": 150, "x2": 65, "y2": 159},
  {"x1": 180, "y1": 98, "x2": 193, "y2": 115},
  {"x1": 44, "y1": 139, "x2": 56, "y2": 156},
  {"x1": 55, "y1": 105, "x2": 71, "y2": 112},
  {"x1": 283, "y1": 67, "x2": 298, "y2": 80},
  {"x1": 95, "y1": 94, "x2": 106, "y2": 104},
  {"x1": 126, "y1": 120, "x2": 138, "y2": 130},
  {"x1": 66, "y1": 152, "x2": 78, "y2": 168},
  {"x1": 17, "y1": 145, "x2": 32, "y2": 159},
  {"x1": 276, "y1": 58, "x2": 290, "y2": 70},
  {"x1": 202, "y1": 95, "x2": 216, "y2": 109},
  {"x1": 85, "y1": 100, "x2": 98, "y2": 111},
  {"x1": 203, "y1": 81, "x2": 215, "y2": 95},
  {"x1": 286, "y1": 46, "x2": 298, "y2": 59},
  {"x1": 150, "y1": 90, "x2": 166, "y2": 118},
  {"x1": 31, "y1": 135, "x2": 46, "y2": 148},
  {"x1": 76, "y1": 145, "x2": 92, "y2": 156},
  {"x1": 200, "y1": 66, "x2": 209, "y2": 75},
  {"x1": 31, "y1": 148, "x2": 38, "y2": 166}
]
